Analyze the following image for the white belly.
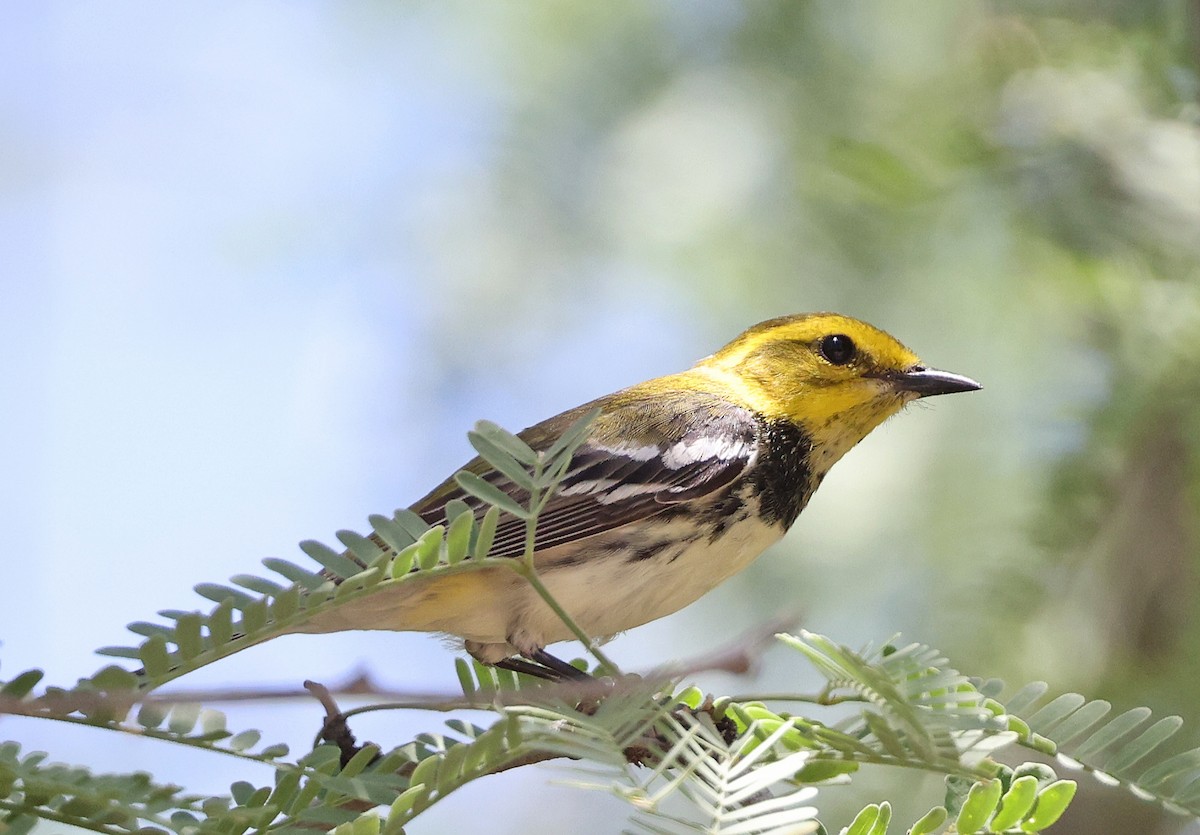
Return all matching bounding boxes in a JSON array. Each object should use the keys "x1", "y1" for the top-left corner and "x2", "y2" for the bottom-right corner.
[{"x1": 526, "y1": 515, "x2": 782, "y2": 645}]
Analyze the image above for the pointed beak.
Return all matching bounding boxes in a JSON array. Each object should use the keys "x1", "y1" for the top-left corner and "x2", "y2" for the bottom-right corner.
[{"x1": 889, "y1": 365, "x2": 982, "y2": 398}]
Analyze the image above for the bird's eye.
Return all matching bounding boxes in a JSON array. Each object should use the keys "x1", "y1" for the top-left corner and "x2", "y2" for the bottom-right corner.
[{"x1": 818, "y1": 334, "x2": 856, "y2": 365}]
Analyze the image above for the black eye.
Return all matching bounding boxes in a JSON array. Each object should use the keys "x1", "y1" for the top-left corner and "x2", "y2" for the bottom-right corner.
[{"x1": 819, "y1": 334, "x2": 856, "y2": 365}]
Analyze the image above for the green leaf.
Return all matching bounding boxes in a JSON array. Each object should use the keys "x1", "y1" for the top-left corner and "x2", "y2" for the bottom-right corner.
[
  {"x1": 470, "y1": 420, "x2": 538, "y2": 466},
  {"x1": 414, "y1": 526, "x2": 444, "y2": 570},
  {"x1": 337, "y1": 529, "x2": 383, "y2": 566},
  {"x1": 391, "y1": 543, "x2": 417, "y2": 578},
  {"x1": 792, "y1": 759, "x2": 858, "y2": 784},
  {"x1": 467, "y1": 429, "x2": 536, "y2": 489},
  {"x1": 262, "y1": 557, "x2": 325, "y2": 590},
  {"x1": 1072, "y1": 707, "x2": 1151, "y2": 760},
  {"x1": 955, "y1": 779, "x2": 1001, "y2": 833},
  {"x1": 88, "y1": 665, "x2": 138, "y2": 692},
  {"x1": 473, "y1": 505, "x2": 499, "y2": 559},
  {"x1": 1005, "y1": 682, "x2": 1049, "y2": 715},
  {"x1": 1051, "y1": 699, "x2": 1112, "y2": 746},
  {"x1": 1021, "y1": 781, "x2": 1075, "y2": 831},
  {"x1": 272, "y1": 586, "x2": 301, "y2": 622},
  {"x1": 1105, "y1": 716, "x2": 1183, "y2": 774},
  {"x1": 167, "y1": 703, "x2": 201, "y2": 734},
  {"x1": 299, "y1": 540, "x2": 363, "y2": 580},
  {"x1": 193, "y1": 583, "x2": 257, "y2": 608},
  {"x1": 445, "y1": 508, "x2": 473, "y2": 565},
  {"x1": 844, "y1": 803, "x2": 881, "y2": 835},
  {"x1": 136, "y1": 702, "x2": 167, "y2": 729},
  {"x1": 455, "y1": 658, "x2": 476, "y2": 698},
  {"x1": 542, "y1": 407, "x2": 599, "y2": 470},
  {"x1": 209, "y1": 599, "x2": 235, "y2": 646},
  {"x1": 990, "y1": 775, "x2": 1039, "y2": 830},
  {"x1": 392, "y1": 509, "x2": 430, "y2": 542},
  {"x1": 370, "y1": 513, "x2": 418, "y2": 553},
  {"x1": 1, "y1": 669, "x2": 45, "y2": 698},
  {"x1": 137, "y1": 636, "x2": 171, "y2": 678},
  {"x1": 386, "y1": 784, "x2": 427, "y2": 825},
  {"x1": 1027, "y1": 693, "x2": 1086, "y2": 734},
  {"x1": 350, "y1": 813, "x2": 381, "y2": 835},
  {"x1": 174, "y1": 613, "x2": 205, "y2": 659},
  {"x1": 407, "y1": 755, "x2": 440, "y2": 796},
  {"x1": 229, "y1": 730, "x2": 262, "y2": 752},
  {"x1": 454, "y1": 471, "x2": 530, "y2": 518},
  {"x1": 1136, "y1": 747, "x2": 1200, "y2": 792},
  {"x1": 240, "y1": 598, "x2": 269, "y2": 634},
  {"x1": 907, "y1": 806, "x2": 947, "y2": 835},
  {"x1": 230, "y1": 574, "x2": 285, "y2": 596}
]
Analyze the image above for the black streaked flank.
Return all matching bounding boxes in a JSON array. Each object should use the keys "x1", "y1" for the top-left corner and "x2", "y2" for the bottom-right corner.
[
  {"x1": 747, "y1": 417, "x2": 814, "y2": 528},
  {"x1": 698, "y1": 491, "x2": 746, "y2": 543},
  {"x1": 629, "y1": 539, "x2": 674, "y2": 562}
]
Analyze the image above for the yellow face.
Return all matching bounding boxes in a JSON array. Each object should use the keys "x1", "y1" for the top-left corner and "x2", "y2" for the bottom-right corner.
[{"x1": 702, "y1": 312, "x2": 925, "y2": 431}]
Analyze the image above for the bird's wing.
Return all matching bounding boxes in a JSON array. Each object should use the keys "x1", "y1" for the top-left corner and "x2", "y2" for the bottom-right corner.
[{"x1": 411, "y1": 393, "x2": 760, "y2": 559}]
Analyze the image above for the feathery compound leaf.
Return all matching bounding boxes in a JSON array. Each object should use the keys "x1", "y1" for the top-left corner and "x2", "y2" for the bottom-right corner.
[
  {"x1": 1048, "y1": 699, "x2": 1111, "y2": 746},
  {"x1": 271, "y1": 585, "x2": 301, "y2": 622},
  {"x1": 299, "y1": 540, "x2": 363, "y2": 580},
  {"x1": 229, "y1": 574, "x2": 285, "y2": 596},
  {"x1": 137, "y1": 636, "x2": 171, "y2": 679},
  {"x1": 1027, "y1": 693, "x2": 1087, "y2": 734},
  {"x1": 414, "y1": 526, "x2": 445, "y2": 570},
  {"x1": 174, "y1": 613, "x2": 206, "y2": 660},
  {"x1": 369, "y1": 513, "x2": 418, "y2": 552},
  {"x1": 261, "y1": 557, "x2": 325, "y2": 590},
  {"x1": 392, "y1": 508, "x2": 430, "y2": 541},
  {"x1": 1073, "y1": 707, "x2": 1152, "y2": 761},
  {"x1": 1, "y1": 669, "x2": 45, "y2": 699},
  {"x1": 473, "y1": 505, "x2": 499, "y2": 559},
  {"x1": 1005, "y1": 681, "x2": 1050, "y2": 715},
  {"x1": 336, "y1": 529, "x2": 385, "y2": 566},
  {"x1": 995, "y1": 682, "x2": 1200, "y2": 817},
  {"x1": 907, "y1": 805, "x2": 948, "y2": 835},
  {"x1": 843, "y1": 802, "x2": 887, "y2": 835},
  {"x1": 1105, "y1": 716, "x2": 1184, "y2": 775},
  {"x1": 1025, "y1": 780, "x2": 1076, "y2": 829},
  {"x1": 444, "y1": 508, "x2": 473, "y2": 565},
  {"x1": 192, "y1": 583, "x2": 257, "y2": 608},
  {"x1": 0, "y1": 742, "x2": 210, "y2": 833},
  {"x1": 470, "y1": 419, "x2": 538, "y2": 466},
  {"x1": 542, "y1": 407, "x2": 600, "y2": 470},
  {"x1": 989, "y1": 774, "x2": 1039, "y2": 830},
  {"x1": 208, "y1": 599, "x2": 235, "y2": 645},
  {"x1": 390, "y1": 543, "x2": 417, "y2": 578},
  {"x1": 454, "y1": 471, "x2": 530, "y2": 518},
  {"x1": 467, "y1": 429, "x2": 537, "y2": 490},
  {"x1": 954, "y1": 779, "x2": 1001, "y2": 833}
]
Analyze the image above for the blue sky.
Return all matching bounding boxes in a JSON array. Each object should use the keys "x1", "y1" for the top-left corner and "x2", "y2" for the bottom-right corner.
[
  {"x1": 0, "y1": 5, "x2": 1007, "y2": 831},
  {"x1": 0, "y1": 6, "x2": 716, "y2": 830}
]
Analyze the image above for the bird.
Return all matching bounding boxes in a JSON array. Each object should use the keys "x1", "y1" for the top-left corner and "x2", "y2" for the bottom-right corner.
[{"x1": 295, "y1": 312, "x2": 980, "y2": 678}]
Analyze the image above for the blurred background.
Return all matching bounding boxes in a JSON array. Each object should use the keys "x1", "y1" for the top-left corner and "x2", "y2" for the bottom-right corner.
[{"x1": 2, "y1": 1, "x2": 1198, "y2": 832}]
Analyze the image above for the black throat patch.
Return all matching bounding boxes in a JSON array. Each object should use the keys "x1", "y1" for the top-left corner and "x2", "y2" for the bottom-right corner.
[{"x1": 747, "y1": 417, "x2": 815, "y2": 529}]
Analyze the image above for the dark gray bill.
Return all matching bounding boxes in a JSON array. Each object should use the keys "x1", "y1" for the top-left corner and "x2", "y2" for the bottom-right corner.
[{"x1": 892, "y1": 365, "x2": 982, "y2": 397}]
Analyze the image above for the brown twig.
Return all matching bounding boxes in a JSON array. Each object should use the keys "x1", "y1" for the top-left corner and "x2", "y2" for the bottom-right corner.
[{"x1": 0, "y1": 615, "x2": 803, "y2": 723}]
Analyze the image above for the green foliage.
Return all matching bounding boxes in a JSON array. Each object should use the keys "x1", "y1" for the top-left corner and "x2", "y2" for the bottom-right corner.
[
  {"x1": 10, "y1": 621, "x2": 1200, "y2": 832},
  {"x1": 4, "y1": 412, "x2": 1200, "y2": 832}
]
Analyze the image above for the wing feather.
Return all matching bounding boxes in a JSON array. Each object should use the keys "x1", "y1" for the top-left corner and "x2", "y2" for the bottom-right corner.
[{"x1": 411, "y1": 394, "x2": 760, "y2": 559}]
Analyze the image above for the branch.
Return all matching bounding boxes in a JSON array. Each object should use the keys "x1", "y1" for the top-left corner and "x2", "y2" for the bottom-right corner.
[{"x1": 0, "y1": 615, "x2": 800, "y2": 720}]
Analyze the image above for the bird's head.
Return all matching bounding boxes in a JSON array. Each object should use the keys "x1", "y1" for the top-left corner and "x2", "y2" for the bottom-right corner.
[{"x1": 698, "y1": 312, "x2": 981, "y2": 466}]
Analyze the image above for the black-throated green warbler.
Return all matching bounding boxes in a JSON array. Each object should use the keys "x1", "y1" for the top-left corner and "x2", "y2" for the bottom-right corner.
[{"x1": 302, "y1": 313, "x2": 979, "y2": 676}]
